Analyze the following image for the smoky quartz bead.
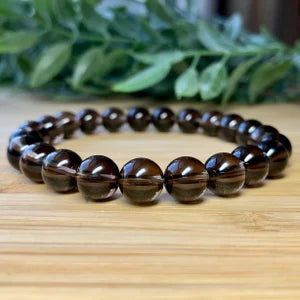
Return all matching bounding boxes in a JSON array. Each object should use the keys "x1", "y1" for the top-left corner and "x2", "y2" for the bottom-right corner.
[
  {"x1": 127, "y1": 107, "x2": 151, "y2": 131},
  {"x1": 20, "y1": 143, "x2": 56, "y2": 183},
  {"x1": 164, "y1": 156, "x2": 208, "y2": 203},
  {"x1": 77, "y1": 155, "x2": 120, "y2": 201},
  {"x1": 235, "y1": 119, "x2": 262, "y2": 145},
  {"x1": 200, "y1": 111, "x2": 223, "y2": 136},
  {"x1": 9, "y1": 127, "x2": 42, "y2": 143},
  {"x1": 218, "y1": 114, "x2": 244, "y2": 142},
  {"x1": 258, "y1": 140, "x2": 289, "y2": 177},
  {"x1": 277, "y1": 134, "x2": 292, "y2": 156},
  {"x1": 177, "y1": 108, "x2": 201, "y2": 133},
  {"x1": 249, "y1": 125, "x2": 279, "y2": 145},
  {"x1": 205, "y1": 152, "x2": 246, "y2": 196},
  {"x1": 232, "y1": 145, "x2": 269, "y2": 186},
  {"x1": 101, "y1": 107, "x2": 125, "y2": 132},
  {"x1": 152, "y1": 107, "x2": 175, "y2": 132},
  {"x1": 76, "y1": 108, "x2": 101, "y2": 134},
  {"x1": 37, "y1": 115, "x2": 64, "y2": 144},
  {"x1": 119, "y1": 158, "x2": 163, "y2": 204},
  {"x1": 55, "y1": 111, "x2": 79, "y2": 139},
  {"x1": 42, "y1": 149, "x2": 82, "y2": 192}
]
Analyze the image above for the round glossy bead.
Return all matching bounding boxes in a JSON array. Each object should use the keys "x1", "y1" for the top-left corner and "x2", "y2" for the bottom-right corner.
[
  {"x1": 76, "y1": 108, "x2": 101, "y2": 134},
  {"x1": 232, "y1": 145, "x2": 269, "y2": 186},
  {"x1": 164, "y1": 156, "x2": 208, "y2": 203},
  {"x1": 19, "y1": 120, "x2": 41, "y2": 132},
  {"x1": 101, "y1": 107, "x2": 125, "y2": 132},
  {"x1": 119, "y1": 158, "x2": 163, "y2": 204},
  {"x1": 152, "y1": 107, "x2": 175, "y2": 132},
  {"x1": 257, "y1": 140, "x2": 289, "y2": 177},
  {"x1": 20, "y1": 143, "x2": 56, "y2": 183},
  {"x1": 205, "y1": 152, "x2": 246, "y2": 196},
  {"x1": 9, "y1": 127, "x2": 42, "y2": 143},
  {"x1": 127, "y1": 107, "x2": 151, "y2": 131},
  {"x1": 55, "y1": 111, "x2": 79, "y2": 139},
  {"x1": 77, "y1": 155, "x2": 120, "y2": 201},
  {"x1": 218, "y1": 114, "x2": 244, "y2": 142},
  {"x1": 37, "y1": 115, "x2": 64, "y2": 144},
  {"x1": 249, "y1": 125, "x2": 279, "y2": 145},
  {"x1": 278, "y1": 134, "x2": 292, "y2": 156},
  {"x1": 42, "y1": 149, "x2": 82, "y2": 192},
  {"x1": 200, "y1": 111, "x2": 223, "y2": 136},
  {"x1": 177, "y1": 108, "x2": 201, "y2": 133},
  {"x1": 236, "y1": 119, "x2": 262, "y2": 145},
  {"x1": 7, "y1": 134, "x2": 43, "y2": 170}
]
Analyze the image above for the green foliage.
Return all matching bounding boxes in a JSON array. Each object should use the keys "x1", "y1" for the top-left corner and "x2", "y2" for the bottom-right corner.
[{"x1": 0, "y1": 0, "x2": 299, "y2": 103}]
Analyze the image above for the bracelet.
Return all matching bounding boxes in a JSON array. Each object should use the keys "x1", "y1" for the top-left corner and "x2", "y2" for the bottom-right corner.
[{"x1": 7, "y1": 107, "x2": 292, "y2": 204}]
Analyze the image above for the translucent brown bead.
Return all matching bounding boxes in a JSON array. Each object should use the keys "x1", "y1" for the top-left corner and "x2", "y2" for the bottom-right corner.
[
  {"x1": 119, "y1": 158, "x2": 163, "y2": 204},
  {"x1": 9, "y1": 127, "x2": 42, "y2": 143},
  {"x1": 101, "y1": 107, "x2": 125, "y2": 132},
  {"x1": 55, "y1": 111, "x2": 79, "y2": 139},
  {"x1": 77, "y1": 155, "x2": 120, "y2": 201},
  {"x1": 152, "y1": 107, "x2": 175, "y2": 132},
  {"x1": 177, "y1": 108, "x2": 201, "y2": 133},
  {"x1": 20, "y1": 143, "x2": 56, "y2": 183},
  {"x1": 218, "y1": 114, "x2": 244, "y2": 142},
  {"x1": 37, "y1": 115, "x2": 64, "y2": 144},
  {"x1": 278, "y1": 134, "x2": 292, "y2": 156},
  {"x1": 258, "y1": 140, "x2": 289, "y2": 177},
  {"x1": 42, "y1": 149, "x2": 82, "y2": 192},
  {"x1": 200, "y1": 110, "x2": 223, "y2": 136},
  {"x1": 76, "y1": 108, "x2": 101, "y2": 134},
  {"x1": 164, "y1": 156, "x2": 208, "y2": 203},
  {"x1": 249, "y1": 125, "x2": 279, "y2": 145},
  {"x1": 232, "y1": 145, "x2": 269, "y2": 186},
  {"x1": 236, "y1": 119, "x2": 262, "y2": 145},
  {"x1": 205, "y1": 152, "x2": 246, "y2": 196},
  {"x1": 127, "y1": 107, "x2": 151, "y2": 132}
]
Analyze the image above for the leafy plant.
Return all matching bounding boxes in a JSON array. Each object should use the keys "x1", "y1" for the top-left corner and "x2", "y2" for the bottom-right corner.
[{"x1": 0, "y1": 0, "x2": 299, "y2": 103}]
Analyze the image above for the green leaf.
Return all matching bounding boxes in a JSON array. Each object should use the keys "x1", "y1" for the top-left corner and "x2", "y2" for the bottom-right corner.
[
  {"x1": 0, "y1": 0, "x2": 27, "y2": 19},
  {"x1": 198, "y1": 60, "x2": 228, "y2": 100},
  {"x1": 0, "y1": 31, "x2": 39, "y2": 54},
  {"x1": 131, "y1": 50, "x2": 186, "y2": 65},
  {"x1": 175, "y1": 67, "x2": 198, "y2": 99},
  {"x1": 222, "y1": 56, "x2": 260, "y2": 104},
  {"x1": 249, "y1": 58, "x2": 293, "y2": 102},
  {"x1": 30, "y1": 42, "x2": 71, "y2": 87},
  {"x1": 225, "y1": 13, "x2": 243, "y2": 41},
  {"x1": 113, "y1": 63, "x2": 171, "y2": 93},
  {"x1": 146, "y1": 0, "x2": 174, "y2": 24}
]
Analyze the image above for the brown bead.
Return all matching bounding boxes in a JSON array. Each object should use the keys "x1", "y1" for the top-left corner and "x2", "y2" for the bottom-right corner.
[
  {"x1": 19, "y1": 120, "x2": 41, "y2": 132},
  {"x1": 76, "y1": 108, "x2": 101, "y2": 134},
  {"x1": 119, "y1": 158, "x2": 163, "y2": 204},
  {"x1": 232, "y1": 145, "x2": 269, "y2": 186},
  {"x1": 218, "y1": 114, "x2": 244, "y2": 142},
  {"x1": 7, "y1": 134, "x2": 43, "y2": 171},
  {"x1": 101, "y1": 107, "x2": 125, "y2": 132},
  {"x1": 277, "y1": 134, "x2": 292, "y2": 156},
  {"x1": 236, "y1": 119, "x2": 262, "y2": 145},
  {"x1": 37, "y1": 115, "x2": 64, "y2": 144},
  {"x1": 200, "y1": 111, "x2": 223, "y2": 136},
  {"x1": 152, "y1": 107, "x2": 175, "y2": 132},
  {"x1": 9, "y1": 127, "x2": 42, "y2": 143},
  {"x1": 205, "y1": 152, "x2": 246, "y2": 196},
  {"x1": 77, "y1": 155, "x2": 120, "y2": 201},
  {"x1": 164, "y1": 156, "x2": 208, "y2": 203},
  {"x1": 20, "y1": 143, "x2": 56, "y2": 183},
  {"x1": 177, "y1": 108, "x2": 201, "y2": 133},
  {"x1": 249, "y1": 125, "x2": 279, "y2": 145},
  {"x1": 258, "y1": 140, "x2": 289, "y2": 177},
  {"x1": 55, "y1": 111, "x2": 79, "y2": 139},
  {"x1": 127, "y1": 107, "x2": 151, "y2": 131}
]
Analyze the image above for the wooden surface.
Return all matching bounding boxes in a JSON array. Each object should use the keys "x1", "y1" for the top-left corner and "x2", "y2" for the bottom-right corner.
[{"x1": 1, "y1": 89, "x2": 300, "y2": 300}]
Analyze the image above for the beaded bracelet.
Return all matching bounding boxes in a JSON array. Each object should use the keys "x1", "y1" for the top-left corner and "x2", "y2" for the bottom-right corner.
[{"x1": 7, "y1": 107, "x2": 292, "y2": 204}]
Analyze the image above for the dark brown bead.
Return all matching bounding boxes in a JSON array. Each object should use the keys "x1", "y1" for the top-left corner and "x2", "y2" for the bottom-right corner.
[
  {"x1": 177, "y1": 108, "x2": 201, "y2": 133},
  {"x1": 278, "y1": 134, "x2": 292, "y2": 156},
  {"x1": 7, "y1": 134, "x2": 43, "y2": 171},
  {"x1": 257, "y1": 140, "x2": 289, "y2": 177},
  {"x1": 20, "y1": 143, "x2": 56, "y2": 183},
  {"x1": 152, "y1": 107, "x2": 175, "y2": 132},
  {"x1": 236, "y1": 119, "x2": 262, "y2": 145},
  {"x1": 9, "y1": 127, "x2": 42, "y2": 143},
  {"x1": 232, "y1": 145, "x2": 269, "y2": 186},
  {"x1": 101, "y1": 107, "x2": 125, "y2": 132},
  {"x1": 200, "y1": 110, "x2": 223, "y2": 136},
  {"x1": 19, "y1": 120, "x2": 41, "y2": 132},
  {"x1": 249, "y1": 125, "x2": 279, "y2": 145},
  {"x1": 42, "y1": 149, "x2": 82, "y2": 192},
  {"x1": 164, "y1": 156, "x2": 208, "y2": 203},
  {"x1": 205, "y1": 152, "x2": 246, "y2": 196},
  {"x1": 76, "y1": 108, "x2": 101, "y2": 134},
  {"x1": 119, "y1": 158, "x2": 163, "y2": 204},
  {"x1": 55, "y1": 111, "x2": 79, "y2": 139},
  {"x1": 218, "y1": 114, "x2": 244, "y2": 142},
  {"x1": 127, "y1": 107, "x2": 151, "y2": 132},
  {"x1": 77, "y1": 155, "x2": 120, "y2": 201},
  {"x1": 37, "y1": 115, "x2": 64, "y2": 144}
]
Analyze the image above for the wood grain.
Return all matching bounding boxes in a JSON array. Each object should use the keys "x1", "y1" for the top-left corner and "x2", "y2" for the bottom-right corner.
[{"x1": 1, "y1": 89, "x2": 300, "y2": 300}]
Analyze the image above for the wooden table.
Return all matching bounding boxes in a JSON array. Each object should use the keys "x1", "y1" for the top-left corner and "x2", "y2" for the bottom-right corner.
[{"x1": 1, "y1": 89, "x2": 300, "y2": 299}]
